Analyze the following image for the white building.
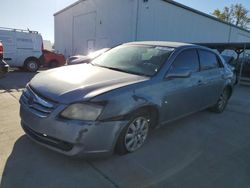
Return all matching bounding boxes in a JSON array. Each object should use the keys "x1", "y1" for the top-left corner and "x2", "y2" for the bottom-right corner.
[{"x1": 54, "y1": 0, "x2": 250, "y2": 57}]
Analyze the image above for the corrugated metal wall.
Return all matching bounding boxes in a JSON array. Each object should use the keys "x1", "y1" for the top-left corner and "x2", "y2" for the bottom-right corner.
[
  {"x1": 137, "y1": 0, "x2": 250, "y2": 43},
  {"x1": 54, "y1": 0, "x2": 250, "y2": 57}
]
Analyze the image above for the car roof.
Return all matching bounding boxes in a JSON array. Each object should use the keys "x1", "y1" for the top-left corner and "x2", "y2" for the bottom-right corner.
[{"x1": 124, "y1": 41, "x2": 197, "y2": 48}]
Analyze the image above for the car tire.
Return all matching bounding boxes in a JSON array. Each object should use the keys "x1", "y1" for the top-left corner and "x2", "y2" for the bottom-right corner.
[
  {"x1": 210, "y1": 88, "x2": 230, "y2": 113},
  {"x1": 49, "y1": 60, "x2": 58, "y2": 68},
  {"x1": 24, "y1": 59, "x2": 39, "y2": 72},
  {"x1": 115, "y1": 112, "x2": 151, "y2": 155}
]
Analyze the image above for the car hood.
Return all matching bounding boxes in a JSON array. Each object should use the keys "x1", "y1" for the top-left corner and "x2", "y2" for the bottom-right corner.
[
  {"x1": 29, "y1": 64, "x2": 148, "y2": 103},
  {"x1": 70, "y1": 57, "x2": 90, "y2": 65}
]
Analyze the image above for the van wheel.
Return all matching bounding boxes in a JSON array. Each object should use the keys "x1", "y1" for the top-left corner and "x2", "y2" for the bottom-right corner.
[
  {"x1": 210, "y1": 88, "x2": 230, "y2": 113},
  {"x1": 115, "y1": 112, "x2": 150, "y2": 155},
  {"x1": 49, "y1": 61, "x2": 58, "y2": 68},
  {"x1": 25, "y1": 59, "x2": 39, "y2": 72}
]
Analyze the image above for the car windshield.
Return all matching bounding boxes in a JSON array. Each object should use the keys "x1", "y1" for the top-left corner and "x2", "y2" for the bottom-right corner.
[
  {"x1": 88, "y1": 48, "x2": 110, "y2": 59},
  {"x1": 91, "y1": 45, "x2": 174, "y2": 77}
]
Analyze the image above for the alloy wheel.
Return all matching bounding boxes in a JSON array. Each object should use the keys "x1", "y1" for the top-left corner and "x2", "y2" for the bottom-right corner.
[
  {"x1": 218, "y1": 90, "x2": 229, "y2": 111},
  {"x1": 124, "y1": 117, "x2": 149, "y2": 152}
]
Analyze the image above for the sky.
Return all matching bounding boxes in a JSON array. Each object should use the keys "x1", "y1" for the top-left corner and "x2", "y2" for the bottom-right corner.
[{"x1": 0, "y1": 0, "x2": 250, "y2": 43}]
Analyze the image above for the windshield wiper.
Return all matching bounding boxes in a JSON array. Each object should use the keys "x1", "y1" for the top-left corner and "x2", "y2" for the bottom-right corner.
[
  {"x1": 104, "y1": 66, "x2": 149, "y2": 77},
  {"x1": 92, "y1": 64, "x2": 150, "y2": 77}
]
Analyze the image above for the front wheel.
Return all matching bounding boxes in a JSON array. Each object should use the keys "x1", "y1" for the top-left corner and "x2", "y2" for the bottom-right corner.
[
  {"x1": 25, "y1": 59, "x2": 39, "y2": 72},
  {"x1": 210, "y1": 88, "x2": 230, "y2": 113},
  {"x1": 115, "y1": 113, "x2": 150, "y2": 155}
]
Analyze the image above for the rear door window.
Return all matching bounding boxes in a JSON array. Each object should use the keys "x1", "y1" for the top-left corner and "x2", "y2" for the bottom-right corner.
[
  {"x1": 170, "y1": 49, "x2": 199, "y2": 73},
  {"x1": 198, "y1": 50, "x2": 221, "y2": 70}
]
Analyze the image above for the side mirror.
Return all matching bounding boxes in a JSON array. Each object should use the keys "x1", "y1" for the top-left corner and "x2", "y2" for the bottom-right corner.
[{"x1": 165, "y1": 69, "x2": 192, "y2": 79}]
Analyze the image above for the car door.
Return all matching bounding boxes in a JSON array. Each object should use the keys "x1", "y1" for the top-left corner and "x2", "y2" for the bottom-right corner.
[
  {"x1": 160, "y1": 49, "x2": 203, "y2": 123},
  {"x1": 197, "y1": 49, "x2": 225, "y2": 107}
]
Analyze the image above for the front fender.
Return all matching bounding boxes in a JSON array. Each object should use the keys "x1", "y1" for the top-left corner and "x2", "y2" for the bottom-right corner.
[{"x1": 91, "y1": 83, "x2": 162, "y2": 122}]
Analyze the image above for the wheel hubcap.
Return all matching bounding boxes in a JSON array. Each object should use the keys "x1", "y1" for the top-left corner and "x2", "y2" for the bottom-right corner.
[
  {"x1": 29, "y1": 62, "x2": 37, "y2": 70},
  {"x1": 125, "y1": 117, "x2": 149, "y2": 152}
]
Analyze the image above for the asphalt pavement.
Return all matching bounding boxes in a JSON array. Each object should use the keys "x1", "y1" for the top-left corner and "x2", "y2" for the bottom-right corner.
[{"x1": 1, "y1": 71, "x2": 250, "y2": 188}]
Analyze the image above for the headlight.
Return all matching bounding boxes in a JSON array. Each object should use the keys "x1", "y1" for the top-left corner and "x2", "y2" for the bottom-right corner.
[{"x1": 61, "y1": 103, "x2": 103, "y2": 121}]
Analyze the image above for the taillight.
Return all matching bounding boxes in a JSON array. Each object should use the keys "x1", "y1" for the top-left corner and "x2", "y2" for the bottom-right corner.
[{"x1": 0, "y1": 42, "x2": 3, "y2": 59}]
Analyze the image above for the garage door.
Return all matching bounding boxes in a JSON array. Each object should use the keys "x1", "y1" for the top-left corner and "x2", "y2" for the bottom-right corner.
[{"x1": 73, "y1": 12, "x2": 96, "y2": 55}]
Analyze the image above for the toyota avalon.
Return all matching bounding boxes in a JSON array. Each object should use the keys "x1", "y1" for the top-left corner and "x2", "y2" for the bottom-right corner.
[{"x1": 19, "y1": 41, "x2": 234, "y2": 156}]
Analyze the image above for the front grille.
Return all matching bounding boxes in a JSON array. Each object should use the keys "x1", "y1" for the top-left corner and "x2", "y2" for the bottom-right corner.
[
  {"x1": 22, "y1": 123, "x2": 73, "y2": 151},
  {"x1": 20, "y1": 86, "x2": 55, "y2": 117}
]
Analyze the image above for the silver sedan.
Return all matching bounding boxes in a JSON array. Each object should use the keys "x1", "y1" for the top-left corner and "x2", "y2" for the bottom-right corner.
[{"x1": 20, "y1": 41, "x2": 234, "y2": 157}]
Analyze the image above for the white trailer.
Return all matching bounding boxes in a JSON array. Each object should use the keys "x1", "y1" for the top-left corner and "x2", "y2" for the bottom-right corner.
[
  {"x1": 54, "y1": 0, "x2": 250, "y2": 57},
  {"x1": 0, "y1": 27, "x2": 43, "y2": 72}
]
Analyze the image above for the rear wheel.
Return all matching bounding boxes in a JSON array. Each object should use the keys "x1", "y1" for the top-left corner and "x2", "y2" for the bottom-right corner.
[
  {"x1": 115, "y1": 112, "x2": 150, "y2": 155},
  {"x1": 24, "y1": 59, "x2": 39, "y2": 72},
  {"x1": 210, "y1": 88, "x2": 230, "y2": 113}
]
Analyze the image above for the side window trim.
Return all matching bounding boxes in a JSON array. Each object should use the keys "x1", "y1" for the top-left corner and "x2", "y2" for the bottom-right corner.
[
  {"x1": 170, "y1": 48, "x2": 200, "y2": 73},
  {"x1": 216, "y1": 55, "x2": 224, "y2": 68},
  {"x1": 198, "y1": 49, "x2": 220, "y2": 71},
  {"x1": 195, "y1": 49, "x2": 202, "y2": 72}
]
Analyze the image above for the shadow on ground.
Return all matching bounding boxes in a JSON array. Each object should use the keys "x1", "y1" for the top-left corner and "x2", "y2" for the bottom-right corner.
[
  {"x1": 0, "y1": 70, "x2": 38, "y2": 91},
  {"x1": 1, "y1": 106, "x2": 250, "y2": 188},
  {"x1": 0, "y1": 136, "x2": 115, "y2": 188},
  {"x1": 1, "y1": 85, "x2": 250, "y2": 188}
]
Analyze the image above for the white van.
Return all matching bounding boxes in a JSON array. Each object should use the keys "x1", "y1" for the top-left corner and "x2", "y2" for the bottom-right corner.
[{"x1": 0, "y1": 27, "x2": 43, "y2": 72}]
